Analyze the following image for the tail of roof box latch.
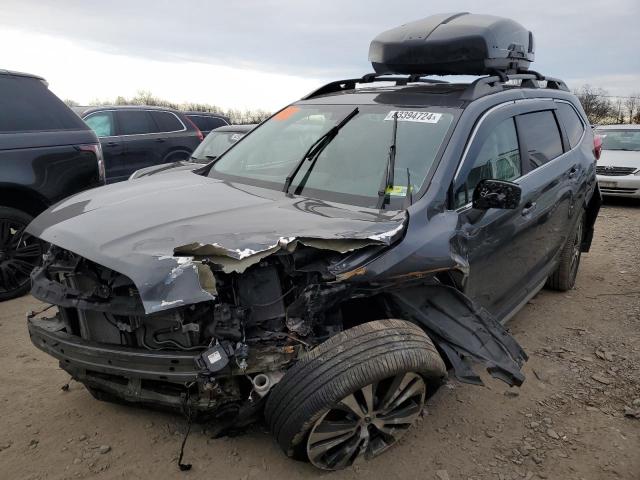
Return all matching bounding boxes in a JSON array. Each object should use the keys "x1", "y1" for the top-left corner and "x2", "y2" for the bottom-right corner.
[{"x1": 368, "y1": 12, "x2": 535, "y2": 76}]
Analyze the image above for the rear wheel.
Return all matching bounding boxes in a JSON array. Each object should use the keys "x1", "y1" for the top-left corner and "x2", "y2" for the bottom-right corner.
[
  {"x1": 546, "y1": 211, "x2": 585, "y2": 291},
  {"x1": 0, "y1": 207, "x2": 43, "y2": 301},
  {"x1": 265, "y1": 319, "x2": 446, "y2": 470},
  {"x1": 163, "y1": 150, "x2": 190, "y2": 163}
]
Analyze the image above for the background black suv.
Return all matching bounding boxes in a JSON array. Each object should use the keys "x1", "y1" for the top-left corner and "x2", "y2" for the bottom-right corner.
[
  {"x1": 183, "y1": 111, "x2": 230, "y2": 137},
  {"x1": 75, "y1": 106, "x2": 203, "y2": 183},
  {"x1": 0, "y1": 69, "x2": 104, "y2": 301}
]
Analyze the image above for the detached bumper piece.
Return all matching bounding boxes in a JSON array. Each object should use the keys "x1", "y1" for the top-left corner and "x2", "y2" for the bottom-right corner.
[{"x1": 28, "y1": 317, "x2": 210, "y2": 412}]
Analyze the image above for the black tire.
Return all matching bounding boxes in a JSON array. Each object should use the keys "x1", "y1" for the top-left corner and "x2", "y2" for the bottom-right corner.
[
  {"x1": 163, "y1": 150, "x2": 190, "y2": 163},
  {"x1": 546, "y1": 211, "x2": 585, "y2": 291},
  {"x1": 0, "y1": 207, "x2": 44, "y2": 301},
  {"x1": 265, "y1": 319, "x2": 446, "y2": 469}
]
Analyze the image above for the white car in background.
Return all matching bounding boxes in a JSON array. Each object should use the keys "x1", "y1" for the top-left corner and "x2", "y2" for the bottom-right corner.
[{"x1": 595, "y1": 125, "x2": 640, "y2": 198}]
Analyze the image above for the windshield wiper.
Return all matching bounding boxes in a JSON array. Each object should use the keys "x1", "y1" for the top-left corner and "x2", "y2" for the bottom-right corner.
[
  {"x1": 376, "y1": 111, "x2": 399, "y2": 209},
  {"x1": 283, "y1": 107, "x2": 359, "y2": 194}
]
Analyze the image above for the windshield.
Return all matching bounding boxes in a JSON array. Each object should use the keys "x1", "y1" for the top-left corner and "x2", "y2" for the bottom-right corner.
[
  {"x1": 596, "y1": 129, "x2": 640, "y2": 151},
  {"x1": 191, "y1": 131, "x2": 247, "y2": 163},
  {"x1": 210, "y1": 105, "x2": 455, "y2": 208}
]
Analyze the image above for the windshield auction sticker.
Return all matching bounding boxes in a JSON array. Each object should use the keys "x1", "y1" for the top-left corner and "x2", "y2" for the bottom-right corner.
[{"x1": 385, "y1": 111, "x2": 442, "y2": 123}]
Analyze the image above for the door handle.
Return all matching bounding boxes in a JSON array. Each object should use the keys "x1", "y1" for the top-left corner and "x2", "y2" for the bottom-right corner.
[
  {"x1": 106, "y1": 141, "x2": 119, "y2": 147},
  {"x1": 155, "y1": 138, "x2": 166, "y2": 143},
  {"x1": 521, "y1": 202, "x2": 537, "y2": 216},
  {"x1": 568, "y1": 166, "x2": 578, "y2": 179}
]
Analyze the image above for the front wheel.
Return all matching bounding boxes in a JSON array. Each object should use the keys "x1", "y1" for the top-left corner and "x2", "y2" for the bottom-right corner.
[
  {"x1": 265, "y1": 319, "x2": 446, "y2": 470},
  {"x1": 546, "y1": 211, "x2": 585, "y2": 291}
]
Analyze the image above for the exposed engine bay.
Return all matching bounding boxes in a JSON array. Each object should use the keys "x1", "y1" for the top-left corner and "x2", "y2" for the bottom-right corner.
[
  {"x1": 29, "y1": 238, "x2": 527, "y2": 432},
  {"x1": 29, "y1": 244, "x2": 374, "y2": 424}
]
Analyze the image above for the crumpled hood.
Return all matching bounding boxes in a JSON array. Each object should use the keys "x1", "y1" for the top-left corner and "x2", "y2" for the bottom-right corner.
[{"x1": 28, "y1": 171, "x2": 406, "y2": 313}]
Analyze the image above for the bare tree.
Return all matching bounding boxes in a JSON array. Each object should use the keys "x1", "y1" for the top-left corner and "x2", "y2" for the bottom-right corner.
[
  {"x1": 574, "y1": 84, "x2": 613, "y2": 124},
  {"x1": 625, "y1": 94, "x2": 640, "y2": 124},
  {"x1": 63, "y1": 98, "x2": 79, "y2": 107}
]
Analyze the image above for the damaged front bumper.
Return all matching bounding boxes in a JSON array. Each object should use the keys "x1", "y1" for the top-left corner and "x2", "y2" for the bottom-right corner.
[
  {"x1": 29, "y1": 316, "x2": 204, "y2": 410},
  {"x1": 28, "y1": 314, "x2": 298, "y2": 414}
]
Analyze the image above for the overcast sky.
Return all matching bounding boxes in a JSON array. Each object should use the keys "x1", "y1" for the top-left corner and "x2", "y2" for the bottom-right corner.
[{"x1": 2, "y1": 0, "x2": 639, "y2": 110}]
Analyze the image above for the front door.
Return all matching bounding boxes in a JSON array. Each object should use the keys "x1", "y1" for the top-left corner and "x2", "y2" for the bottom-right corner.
[
  {"x1": 83, "y1": 111, "x2": 123, "y2": 183},
  {"x1": 452, "y1": 101, "x2": 571, "y2": 318}
]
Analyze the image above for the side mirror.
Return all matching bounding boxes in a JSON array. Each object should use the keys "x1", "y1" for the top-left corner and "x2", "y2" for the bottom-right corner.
[{"x1": 472, "y1": 179, "x2": 521, "y2": 210}]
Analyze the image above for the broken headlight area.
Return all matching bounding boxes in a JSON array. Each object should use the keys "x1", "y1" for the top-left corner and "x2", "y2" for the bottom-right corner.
[{"x1": 28, "y1": 244, "x2": 376, "y2": 423}]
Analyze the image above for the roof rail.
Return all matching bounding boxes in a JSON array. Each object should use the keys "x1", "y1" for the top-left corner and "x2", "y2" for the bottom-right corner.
[
  {"x1": 301, "y1": 73, "x2": 449, "y2": 100},
  {"x1": 460, "y1": 70, "x2": 569, "y2": 100},
  {"x1": 302, "y1": 70, "x2": 568, "y2": 101}
]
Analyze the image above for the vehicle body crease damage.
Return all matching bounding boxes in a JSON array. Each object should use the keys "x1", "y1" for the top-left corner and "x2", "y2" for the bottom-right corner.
[{"x1": 27, "y1": 172, "x2": 524, "y2": 400}]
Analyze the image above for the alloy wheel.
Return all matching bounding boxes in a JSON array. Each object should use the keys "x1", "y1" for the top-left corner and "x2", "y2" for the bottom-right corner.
[
  {"x1": 306, "y1": 372, "x2": 426, "y2": 470},
  {"x1": 0, "y1": 218, "x2": 42, "y2": 296}
]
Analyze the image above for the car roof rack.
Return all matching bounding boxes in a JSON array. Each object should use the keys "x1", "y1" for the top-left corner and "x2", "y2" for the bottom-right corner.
[
  {"x1": 301, "y1": 73, "x2": 450, "y2": 100},
  {"x1": 302, "y1": 70, "x2": 568, "y2": 101}
]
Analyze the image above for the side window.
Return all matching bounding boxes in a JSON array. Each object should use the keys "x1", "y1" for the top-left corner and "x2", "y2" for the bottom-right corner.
[
  {"x1": 0, "y1": 76, "x2": 87, "y2": 133},
  {"x1": 556, "y1": 103, "x2": 585, "y2": 149},
  {"x1": 454, "y1": 118, "x2": 521, "y2": 208},
  {"x1": 117, "y1": 110, "x2": 155, "y2": 135},
  {"x1": 84, "y1": 112, "x2": 114, "y2": 137},
  {"x1": 186, "y1": 115, "x2": 208, "y2": 131},
  {"x1": 208, "y1": 117, "x2": 228, "y2": 130},
  {"x1": 517, "y1": 111, "x2": 563, "y2": 169},
  {"x1": 150, "y1": 111, "x2": 184, "y2": 133}
]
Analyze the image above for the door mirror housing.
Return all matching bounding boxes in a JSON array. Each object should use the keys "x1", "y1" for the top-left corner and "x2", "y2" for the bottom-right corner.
[{"x1": 472, "y1": 179, "x2": 521, "y2": 210}]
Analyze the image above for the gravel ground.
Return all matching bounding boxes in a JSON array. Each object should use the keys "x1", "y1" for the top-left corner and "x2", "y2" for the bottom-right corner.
[{"x1": 1, "y1": 198, "x2": 638, "y2": 480}]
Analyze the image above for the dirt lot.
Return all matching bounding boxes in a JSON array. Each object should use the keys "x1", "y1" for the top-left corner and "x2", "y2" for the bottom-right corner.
[{"x1": 1, "y1": 199, "x2": 639, "y2": 480}]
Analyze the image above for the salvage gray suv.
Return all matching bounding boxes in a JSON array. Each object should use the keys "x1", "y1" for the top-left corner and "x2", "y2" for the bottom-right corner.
[{"x1": 27, "y1": 13, "x2": 600, "y2": 470}]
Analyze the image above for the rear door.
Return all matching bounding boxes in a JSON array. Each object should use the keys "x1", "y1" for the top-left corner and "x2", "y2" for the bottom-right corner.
[
  {"x1": 453, "y1": 100, "x2": 571, "y2": 318},
  {"x1": 515, "y1": 108, "x2": 576, "y2": 274},
  {"x1": 83, "y1": 110, "x2": 123, "y2": 183},
  {"x1": 148, "y1": 110, "x2": 193, "y2": 161},
  {"x1": 115, "y1": 109, "x2": 158, "y2": 182}
]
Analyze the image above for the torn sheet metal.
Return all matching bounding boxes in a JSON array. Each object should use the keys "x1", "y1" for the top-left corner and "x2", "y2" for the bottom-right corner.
[
  {"x1": 388, "y1": 285, "x2": 527, "y2": 386},
  {"x1": 27, "y1": 172, "x2": 406, "y2": 314}
]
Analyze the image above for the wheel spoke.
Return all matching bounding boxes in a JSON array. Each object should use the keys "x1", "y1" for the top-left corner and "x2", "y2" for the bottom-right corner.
[
  {"x1": 329, "y1": 434, "x2": 367, "y2": 469},
  {"x1": 377, "y1": 401, "x2": 422, "y2": 424},
  {"x1": 360, "y1": 382, "x2": 376, "y2": 414},
  {"x1": 338, "y1": 393, "x2": 366, "y2": 419},
  {"x1": 381, "y1": 373, "x2": 424, "y2": 412},
  {"x1": 308, "y1": 420, "x2": 358, "y2": 443},
  {"x1": 307, "y1": 430, "x2": 359, "y2": 464},
  {"x1": 8, "y1": 259, "x2": 35, "y2": 276},
  {"x1": 14, "y1": 243, "x2": 41, "y2": 258},
  {"x1": 7, "y1": 226, "x2": 26, "y2": 248}
]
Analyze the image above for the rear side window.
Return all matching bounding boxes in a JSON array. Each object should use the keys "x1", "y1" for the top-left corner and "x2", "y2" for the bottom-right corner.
[
  {"x1": 187, "y1": 115, "x2": 228, "y2": 131},
  {"x1": 84, "y1": 111, "x2": 114, "y2": 137},
  {"x1": 186, "y1": 115, "x2": 208, "y2": 131},
  {"x1": 150, "y1": 111, "x2": 184, "y2": 132},
  {"x1": 0, "y1": 75, "x2": 87, "y2": 133},
  {"x1": 117, "y1": 110, "x2": 155, "y2": 135},
  {"x1": 454, "y1": 118, "x2": 521, "y2": 207},
  {"x1": 207, "y1": 117, "x2": 228, "y2": 130},
  {"x1": 556, "y1": 103, "x2": 585, "y2": 148},
  {"x1": 517, "y1": 111, "x2": 563, "y2": 169}
]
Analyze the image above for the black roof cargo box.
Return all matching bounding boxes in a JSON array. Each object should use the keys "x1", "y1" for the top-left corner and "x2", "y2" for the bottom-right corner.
[{"x1": 369, "y1": 12, "x2": 535, "y2": 76}]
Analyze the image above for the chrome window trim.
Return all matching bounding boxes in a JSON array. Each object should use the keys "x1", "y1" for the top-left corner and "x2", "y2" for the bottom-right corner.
[{"x1": 83, "y1": 109, "x2": 187, "y2": 137}]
